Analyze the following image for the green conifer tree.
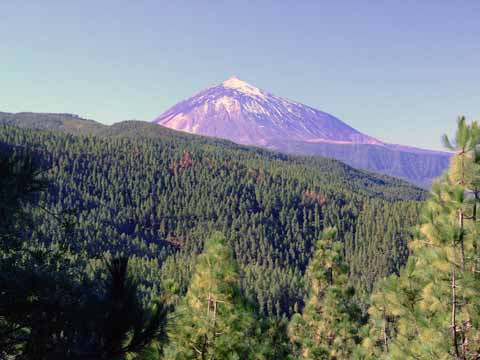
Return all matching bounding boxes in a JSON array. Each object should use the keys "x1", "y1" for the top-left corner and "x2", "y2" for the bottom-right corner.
[
  {"x1": 288, "y1": 228, "x2": 361, "y2": 359},
  {"x1": 363, "y1": 117, "x2": 480, "y2": 359},
  {"x1": 164, "y1": 232, "x2": 263, "y2": 359}
]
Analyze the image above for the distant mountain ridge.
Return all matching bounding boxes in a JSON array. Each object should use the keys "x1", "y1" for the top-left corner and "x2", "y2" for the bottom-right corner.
[
  {"x1": 0, "y1": 111, "x2": 426, "y2": 200},
  {"x1": 0, "y1": 111, "x2": 105, "y2": 134},
  {"x1": 153, "y1": 76, "x2": 450, "y2": 186}
]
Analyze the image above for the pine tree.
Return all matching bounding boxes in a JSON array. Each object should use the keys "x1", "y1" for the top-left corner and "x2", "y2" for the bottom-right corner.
[
  {"x1": 363, "y1": 117, "x2": 480, "y2": 359},
  {"x1": 87, "y1": 256, "x2": 168, "y2": 360},
  {"x1": 164, "y1": 232, "x2": 263, "y2": 359},
  {"x1": 288, "y1": 228, "x2": 361, "y2": 359},
  {"x1": 360, "y1": 259, "x2": 424, "y2": 359}
]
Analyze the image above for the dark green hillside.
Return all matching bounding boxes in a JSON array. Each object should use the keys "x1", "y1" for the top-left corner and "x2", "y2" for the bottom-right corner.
[
  {"x1": 0, "y1": 112, "x2": 426, "y2": 200},
  {"x1": 0, "y1": 118, "x2": 425, "y2": 315},
  {"x1": 0, "y1": 111, "x2": 105, "y2": 134}
]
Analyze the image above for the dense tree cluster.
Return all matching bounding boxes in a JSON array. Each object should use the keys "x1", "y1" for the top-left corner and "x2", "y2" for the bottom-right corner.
[
  {"x1": 1, "y1": 118, "x2": 446, "y2": 359},
  {"x1": 0, "y1": 151, "x2": 168, "y2": 359},
  {"x1": 0, "y1": 123, "x2": 423, "y2": 317}
]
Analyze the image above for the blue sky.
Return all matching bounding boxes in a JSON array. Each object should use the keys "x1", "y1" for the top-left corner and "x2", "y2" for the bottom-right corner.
[{"x1": 1, "y1": 0, "x2": 479, "y2": 150}]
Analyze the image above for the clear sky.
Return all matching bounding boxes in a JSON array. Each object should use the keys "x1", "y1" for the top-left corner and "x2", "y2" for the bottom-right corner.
[{"x1": 1, "y1": 0, "x2": 479, "y2": 150}]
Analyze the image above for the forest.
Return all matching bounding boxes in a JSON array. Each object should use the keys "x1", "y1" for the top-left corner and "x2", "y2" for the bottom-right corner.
[{"x1": 1, "y1": 115, "x2": 478, "y2": 359}]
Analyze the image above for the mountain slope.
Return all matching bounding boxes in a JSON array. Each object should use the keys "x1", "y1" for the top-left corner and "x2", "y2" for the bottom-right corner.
[
  {"x1": 0, "y1": 122, "x2": 424, "y2": 316},
  {"x1": 277, "y1": 140, "x2": 450, "y2": 188},
  {"x1": 154, "y1": 76, "x2": 450, "y2": 186},
  {"x1": 0, "y1": 111, "x2": 105, "y2": 134},
  {"x1": 0, "y1": 112, "x2": 425, "y2": 200}
]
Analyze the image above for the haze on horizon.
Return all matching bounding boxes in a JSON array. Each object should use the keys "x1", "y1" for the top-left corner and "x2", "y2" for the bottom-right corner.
[{"x1": 1, "y1": 0, "x2": 479, "y2": 150}]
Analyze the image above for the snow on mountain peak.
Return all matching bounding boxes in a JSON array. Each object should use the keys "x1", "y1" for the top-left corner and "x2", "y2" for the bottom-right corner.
[
  {"x1": 154, "y1": 77, "x2": 383, "y2": 146},
  {"x1": 222, "y1": 76, "x2": 265, "y2": 98}
]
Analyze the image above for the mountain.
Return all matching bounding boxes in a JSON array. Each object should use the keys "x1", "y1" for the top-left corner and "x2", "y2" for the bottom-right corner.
[{"x1": 154, "y1": 76, "x2": 450, "y2": 187}]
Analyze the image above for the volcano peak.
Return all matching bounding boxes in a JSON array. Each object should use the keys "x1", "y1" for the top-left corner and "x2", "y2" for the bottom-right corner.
[{"x1": 221, "y1": 76, "x2": 265, "y2": 98}]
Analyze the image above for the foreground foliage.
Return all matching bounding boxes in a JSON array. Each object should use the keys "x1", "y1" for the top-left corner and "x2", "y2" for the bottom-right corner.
[
  {"x1": 0, "y1": 152, "x2": 167, "y2": 359},
  {"x1": 363, "y1": 117, "x2": 480, "y2": 359},
  {"x1": 289, "y1": 228, "x2": 361, "y2": 359},
  {"x1": 165, "y1": 232, "x2": 262, "y2": 359}
]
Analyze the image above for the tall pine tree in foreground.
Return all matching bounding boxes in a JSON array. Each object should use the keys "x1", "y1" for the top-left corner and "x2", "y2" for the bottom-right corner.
[
  {"x1": 288, "y1": 227, "x2": 361, "y2": 359},
  {"x1": 362, "y1": 116, "x2": 480, "y2": 359},
  {"x1": 164, "y1": 232, "x2": 264, "y2": 359}
]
